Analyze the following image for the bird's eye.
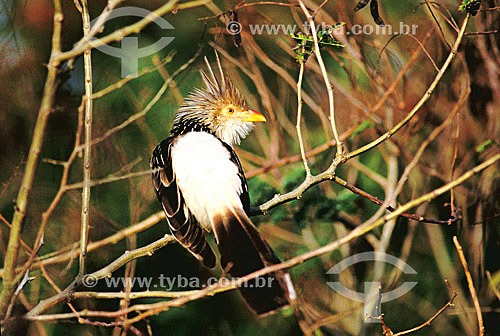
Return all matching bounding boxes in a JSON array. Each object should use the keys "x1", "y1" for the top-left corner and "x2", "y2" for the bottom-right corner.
[{"x1": 227, "y1": 107, "x2": 234, "y2": 114}]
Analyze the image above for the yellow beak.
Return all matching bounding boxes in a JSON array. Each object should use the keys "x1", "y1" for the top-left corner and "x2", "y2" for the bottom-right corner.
[{"x1": 239, "y1": 109, "x2": 266, "y2": 122}]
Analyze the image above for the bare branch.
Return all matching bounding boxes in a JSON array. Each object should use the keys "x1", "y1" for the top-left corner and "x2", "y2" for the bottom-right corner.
[
  {"x1": 78, "y1": 44, "x2": 202, "y2": 149},
  {"x1": 0, "y1": 0, "x2": 64, "y2": 319},
  {"x1": 389, "y1": 280, "x2": 457, "y2": 335},
  {"x1": 79, "y1": 0, "x2": 93, "y2": 277},
  {"x1": 26, "y1": 234, "x2": 175, "y2": 317},
  {"x1": 346, "y1": 14, "x2": 471, "y2": 160},
  {"x1": 54, "y1": 0, "x2": 209, "y2": 62},
  {"x1": 26, "y1": 154, "x2": 499, "y2": 322},
  {"x1": 296, "y1": 60, "x2": 311, "y2": 176},
  {"x1": 0, "y1": 212, "x2": 165, "y2": 278},
  {"x1": 299, "y1": 0, "x2": 343, "y2": 156},
  {"x1": 453, "y1": 236, "x2": 485, "y2": 336}
]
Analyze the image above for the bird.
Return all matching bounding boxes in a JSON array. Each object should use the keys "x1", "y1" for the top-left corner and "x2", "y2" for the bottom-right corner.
[{"x1": 150, "y1": 54, "x2": 294, "y2": 315}]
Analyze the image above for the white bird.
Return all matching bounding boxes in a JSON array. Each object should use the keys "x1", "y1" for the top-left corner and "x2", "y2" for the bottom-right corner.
[{"x1": 151, "y1": 55, "x2": 293, "y2": 315}]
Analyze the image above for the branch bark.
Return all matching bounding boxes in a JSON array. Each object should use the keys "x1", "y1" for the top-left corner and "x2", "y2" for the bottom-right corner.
[
  {"x1": 25, "y1": 153, "x2": 499, "y2": 320},
  {"x1": 0, "y1": 0, "x2": 64, "y2": 321},
  {"x1": 79, "y1": 0, "x2": 93, "y2": 277}
]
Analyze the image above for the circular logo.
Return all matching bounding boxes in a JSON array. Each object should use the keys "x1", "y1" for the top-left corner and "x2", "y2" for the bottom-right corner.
[
  {"x1": 226, "y1": 21, "x2": 242, "y2": 35},
  {"x1": 89, "y1": 6, "x2": 175, "y2": 78},
  {"x1": 82, "y1": 274, "x2": 98, "y2": 287},
  {"x1": 326, "y1": 252, "x2": 418, "y2": 323}
]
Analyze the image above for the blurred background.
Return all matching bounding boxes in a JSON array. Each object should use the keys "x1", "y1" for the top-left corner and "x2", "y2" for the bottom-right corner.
[{"x1": 0, "y1": 0, "x2": 499, "y2": 335}]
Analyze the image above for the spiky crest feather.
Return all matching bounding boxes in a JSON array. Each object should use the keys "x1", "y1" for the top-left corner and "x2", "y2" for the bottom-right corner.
[{"x1": 170, "y1": 55, "x2": 253, "y2": 145}]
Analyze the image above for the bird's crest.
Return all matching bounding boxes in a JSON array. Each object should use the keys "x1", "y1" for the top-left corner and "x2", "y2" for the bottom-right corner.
[
  {"x1": 171, "y1": 51, "x2": 256, "y2": 145},
  {"x1": 198, "y1": 52, "x2": 246, "y2": 109}
]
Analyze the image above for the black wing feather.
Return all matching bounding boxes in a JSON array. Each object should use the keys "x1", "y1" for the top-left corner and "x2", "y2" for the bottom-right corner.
[
  {"x1": 151, "y1": 137, "x2": 216, "y2": 268},
  {"x1": 219, "y1": 140, "x2": 250, "y2": 214}
]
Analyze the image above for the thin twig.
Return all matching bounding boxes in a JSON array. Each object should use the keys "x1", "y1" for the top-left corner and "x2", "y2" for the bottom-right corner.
[
  {"x1": 37, "y1": 262, "x2": 83, "y2": 327},
  {"x1": 332, "y1": 176, "x2": 459, "y2": 225},
  {"x1": 299, "y1": 0, "x2": 342, "y2": 155},
  {"x1": 296, "y1": 60, "x2": 311, "y2": 176},
  {"x1": 423, "y1": 0, "x2": 452, "y2": 50},
  {"x1": 26, "y1": 234, "x2": 176, "y2": 317},
  {"x1": 0, "y1": 213, "x2": 34, "y2": 254},
  {"x1": 65, "y1": 169, "x2": 152, "y2": 191},
  {"x1": 480, "y1": 5, "x2": 500, "y2": 11},
  {"x1": 465, "y1": 30, "x2": 499, "y2": 36},
  {"x1": 416, "y1": 1, "x2": 459, "y2": 32},
  {"x1": 377, "y1": 33, "x2": 439, "y2": 73},
  {"x1": 197, "y1": 1, "x2": 304, "y2": 21},
  {"x1": 92, "y1": 52, "x2": 176, "y2": 100},
  {"x1": 79, "y1": 0, "x2": 93, "y2": 278},
  {"x1": 312, "y1": 0, "x2": 330, "y2": 18},
  {"x1": 26, "y1": 154, "x2": 500, "y2": 322},
  {"x1": 54, "y1": 0, "x2": 208, "y2": 62},
  {"x1": 449, "y1": 106, "x2": 461, "y2": 217},
  {"x1": 346, "y1": 14, "x2": 471, "y2": 160},
  {"x1": 0, "y1": 0, "x2": 64, "y2": 320},
  {"x1": 390, "y1": 281, "x2": 457, "y2": 335},
  {"x1": 453, "y1": 236, "x2": 485, "y2": 336},
  {"x1": 0, "y1": 212, "x2": 165, "y2": 278},
  {"x1": 77, "y1": 44, "x2": 202, "y2": 149},
  {"x1": 369, "y1": 28, "x2": 435, "y2": 118}
]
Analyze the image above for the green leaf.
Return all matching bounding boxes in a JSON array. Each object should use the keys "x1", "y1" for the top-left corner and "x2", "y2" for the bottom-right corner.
[
  {"x1": 291, "y1": 22, "x2": 345, "y2": 63},
  {"x1": 458, "y1": 0, "x2": 481, "y2": 15},
  {"x1": 476, "y1": 139, "x2": 493, "y2": 153}
]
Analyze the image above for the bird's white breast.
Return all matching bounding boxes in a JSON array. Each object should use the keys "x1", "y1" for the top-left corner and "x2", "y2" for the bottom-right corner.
[{"x1": 170, "y1": 132, "x2": 243, "y2": 231}]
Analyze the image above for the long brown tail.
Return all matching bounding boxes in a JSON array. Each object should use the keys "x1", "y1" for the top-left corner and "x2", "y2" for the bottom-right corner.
[{"x1": 212, "y1": 208, "x2": 292, "y2": 315}]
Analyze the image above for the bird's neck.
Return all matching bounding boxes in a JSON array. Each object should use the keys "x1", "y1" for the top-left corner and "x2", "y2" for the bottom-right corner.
[
  {"x1": 170, "y1": 116, "x2": 253, "y2": 147},
  {"x1": 170, "y1": 116, "x2": 215, "y2": 138}
]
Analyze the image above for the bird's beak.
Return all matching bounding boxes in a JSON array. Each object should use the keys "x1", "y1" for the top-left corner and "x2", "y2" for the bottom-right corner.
[{"x1": 239, "y1": 109, "x2": 266, "y2": 122}]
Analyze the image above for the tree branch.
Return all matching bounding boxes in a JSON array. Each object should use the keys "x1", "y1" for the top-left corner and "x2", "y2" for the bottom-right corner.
[
  {"x1": 0, "y1": 0, "x2": 64, "y2": 321},
  {"x1": 25, "y1": 234, "x2": 176, "y2": 317},
  {"x1": 453, "y1": 236, "x2": 485, "y2": 336},
  {"x1": 79, "y1": 0, "x2": 93, "y2": 277},
  {"x1": 0, "y1": 212, "x2": 165, "y2": 278},
  {"x1": 299, "y1": 0, "x2": 343, "y2": 155},
  {"x1": 25, "y1": 153, "x2": 499, "y2": 321},
  {"x1": 346, "y1": 13, "x2": 471, "y2": 159}
]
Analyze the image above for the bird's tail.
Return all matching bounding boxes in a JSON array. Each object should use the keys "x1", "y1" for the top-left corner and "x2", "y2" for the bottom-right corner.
[{"x1": 212, "y1": 208, "x2": 294, "y2": 315}]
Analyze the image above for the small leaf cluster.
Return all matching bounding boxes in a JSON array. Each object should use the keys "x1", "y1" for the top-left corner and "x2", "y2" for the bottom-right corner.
[
  {"x1": 290, "y1": 23, "x2": 345, "y2": 64},
  {"x1": 458, "y1": 0, "x2": 481, "y2": 16}
]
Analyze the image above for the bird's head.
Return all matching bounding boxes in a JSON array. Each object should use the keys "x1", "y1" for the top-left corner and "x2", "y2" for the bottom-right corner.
[{"x1": 172, "y1": 56, "x2": 266, "y2": 146}]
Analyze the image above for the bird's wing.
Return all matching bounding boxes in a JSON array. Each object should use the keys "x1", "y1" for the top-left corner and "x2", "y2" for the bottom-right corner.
[
  {"x1": 219, "y1": 140, "x2": 250, "y2": 214},
  {"x1": 151, "y1": 137, "x2": 216, "y2": 268},
  {"x1": 217, "y1": 140, "x2": 283, "y2": 264}
]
